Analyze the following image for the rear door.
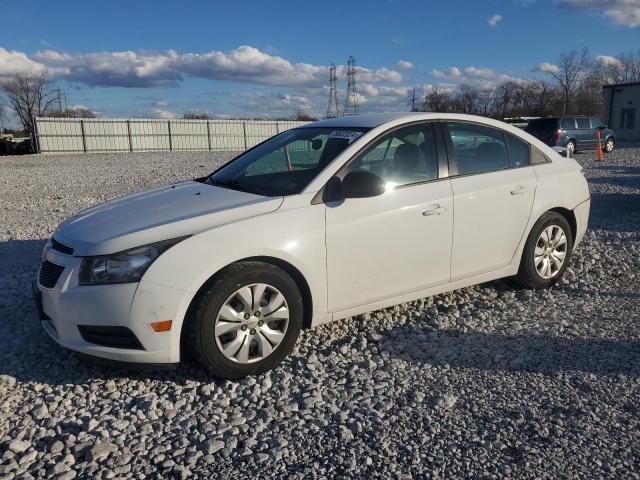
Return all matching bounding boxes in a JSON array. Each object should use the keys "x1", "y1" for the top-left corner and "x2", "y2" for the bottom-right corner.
[
  {"x1": 575, "y1": 117, "x2": 595, "y2": 149},
  {"x1": 443, "y1": 122, "x2": 537, "y2": 280},
  {"x1": 560, "y1": 117, "x2": 577, "y2": 147}
]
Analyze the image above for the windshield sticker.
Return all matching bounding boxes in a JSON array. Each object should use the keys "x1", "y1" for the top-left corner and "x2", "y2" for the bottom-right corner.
[{"x1": 329, "y1": 130, "x2": 364, "y2": 143}]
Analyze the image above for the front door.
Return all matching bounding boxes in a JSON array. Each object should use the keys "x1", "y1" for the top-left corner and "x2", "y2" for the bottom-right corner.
[{"x1": 325, "y1": 122, "x2": 453, "y2": 312}]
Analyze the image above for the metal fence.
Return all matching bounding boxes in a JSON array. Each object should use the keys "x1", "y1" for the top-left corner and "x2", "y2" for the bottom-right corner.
[{"x1": 33, "y1": 117, "x2": 311, "y2": 154}]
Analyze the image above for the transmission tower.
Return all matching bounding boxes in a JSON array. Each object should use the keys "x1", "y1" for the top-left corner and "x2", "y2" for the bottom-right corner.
[
  {"x1": 343, "y1": 56, "x2": 359, "y2": 115},
  {"x1": 408, "y1": 87, "x2": 418, "y2": 112},
  {"x1": 326, "y1": 63, "x2": 340, "y2": 118}
]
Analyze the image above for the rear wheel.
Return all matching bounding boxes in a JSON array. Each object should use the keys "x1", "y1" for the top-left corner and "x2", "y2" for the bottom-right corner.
[
  {"x1": 514, "y1": 212, "x2": 573, "y2": 289},
  {"x1": 565, "y1": 139, "x2": 576, "y2": 155},
  {"x1": 185, "y1": 261, "x2": 303, "y2": 379}
]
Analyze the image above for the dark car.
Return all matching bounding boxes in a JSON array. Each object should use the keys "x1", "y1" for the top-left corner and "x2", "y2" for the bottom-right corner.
[{"x1": 525, "y1": 116, "x2": 615, "y2": 154}]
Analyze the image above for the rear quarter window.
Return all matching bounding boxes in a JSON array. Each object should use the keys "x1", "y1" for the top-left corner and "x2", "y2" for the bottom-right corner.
[{"x1": 560, "y1": 118, "x2": 576, "y2": 129}]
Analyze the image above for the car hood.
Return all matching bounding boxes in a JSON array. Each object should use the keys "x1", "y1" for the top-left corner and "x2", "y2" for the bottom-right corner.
[{"x1": 54, "y1": 180, "x2": 283, "y2": 256}]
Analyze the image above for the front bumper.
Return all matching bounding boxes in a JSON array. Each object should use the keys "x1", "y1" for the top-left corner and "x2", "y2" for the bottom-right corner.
[{"x1": 35, "y1": 247, "x2": 189, "y2": 364}]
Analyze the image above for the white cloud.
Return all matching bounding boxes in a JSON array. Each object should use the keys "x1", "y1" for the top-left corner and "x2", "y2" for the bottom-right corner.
[
  {"x1": 397, "y1": 60, "x2": 413, "y2": 70},
  {"x1": 538, "y1": 62, "x2": 561, "y2": 74},
  {"x1": 29, "y1": 46, "x2": 403, "y2": 89},
  {"x1": 421, "y1": 83, "x2": 457, "y2": 95},
  {"x1": 150, "y1": 108, "x2": 176, "y2": 119},
  {"x1": 432, "y1": 67, "x2": 462, "y2": 79},
  {"x1": 560, "y1": 0, "x2": 640, "y2": 28},
  {"x1": 595, "y1": 54, "x2": 624, "y2": 67},
  {"x1": 488, "y1": 14, "x2": 503, "y2": 27},
  {"x1": 0, "y1": 47, "x2": 50, "y2": 79},
  {"x1": 464, "y1": 66, "x2": 495, "y2": 79}
]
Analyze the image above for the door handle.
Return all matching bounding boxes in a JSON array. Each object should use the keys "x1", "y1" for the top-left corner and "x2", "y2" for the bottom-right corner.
[
  {"x1": 422, "y1": 204, "x2": 447, "y2": 216},
  {"x1": 510, "y1": 185, "x2": 527, "y2": 196}
]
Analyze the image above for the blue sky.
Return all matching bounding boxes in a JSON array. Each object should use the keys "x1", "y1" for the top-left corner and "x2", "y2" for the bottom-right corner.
[{"x1": 0, "y1": 0, "x2": 639, "y2": 122}]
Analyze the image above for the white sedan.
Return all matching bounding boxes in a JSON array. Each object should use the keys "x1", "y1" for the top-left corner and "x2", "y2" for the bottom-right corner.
[{"x1": 34, "y1": 113, "x2": 590, "y2": 378}]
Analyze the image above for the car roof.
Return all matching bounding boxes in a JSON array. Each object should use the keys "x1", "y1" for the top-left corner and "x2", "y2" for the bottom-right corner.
[{"x1": 300, "y1": 112, "x2": 433, "y2": 129}]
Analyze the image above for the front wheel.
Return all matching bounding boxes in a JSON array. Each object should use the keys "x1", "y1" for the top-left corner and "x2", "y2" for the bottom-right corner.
[
  {"x1": 514, "y1": 212, "x2": 573, "y2": 289},
  {"x1": 184, "y1": 261, "x2": 303, "y2": 379}
]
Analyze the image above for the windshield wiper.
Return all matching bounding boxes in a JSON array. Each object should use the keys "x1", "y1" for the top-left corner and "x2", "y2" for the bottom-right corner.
[{"x1": 210, "y1": 177, "x2": 267, "y2": 196}]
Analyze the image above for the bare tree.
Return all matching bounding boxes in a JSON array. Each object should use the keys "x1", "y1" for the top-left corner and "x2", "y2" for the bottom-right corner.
[
  {"x1": 454, "y1": 84, "x2": 480, "y2": 114},
  {"x1": 46, "y1": 106, "x2": 97, "y2": 118},
  {"x1": 494, "y1": 81, "x2": 517, "y2": 119},
  {"x1": 293, "y1": 109, "x2": 317, "y2": 121},
  {"x1": 424, "y1": 87, "x2": 452, "y2": 113},
  {"x1": 548, "y1": 48, "x2": 592, "y2": 115},
  {"x1": 1, "y1": 73, "x2": 58, "y2": 134},
  {"x1": 183, "y1": 112, "x2": 213, "y2": 120},
  {"x1": 599, "y1": 51, "x2": 640, "y2": 84}
]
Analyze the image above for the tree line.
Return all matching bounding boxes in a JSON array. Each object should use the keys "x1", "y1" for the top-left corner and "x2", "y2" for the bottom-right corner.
[{"x1": 418, "y1": 48, "x2": 640, "y2": 120}]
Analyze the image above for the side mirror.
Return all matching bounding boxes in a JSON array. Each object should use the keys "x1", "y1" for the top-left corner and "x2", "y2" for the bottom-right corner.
[
  {"x1": 598, "y1": 125, "x2": 607, "y2": 130},
  {"x1": 310, "y1": 138, "x2": 323, "y2": 150},
  {"x1": 326, "y1": 170, "x2": 385, "y2": 202}
]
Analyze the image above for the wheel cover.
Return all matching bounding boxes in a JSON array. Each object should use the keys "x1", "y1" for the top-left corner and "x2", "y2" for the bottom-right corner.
[
  {"x1": 567, "y1": 141, "x2": 575, "y2": 152},
  {"x1": 214, "y1": 283, "x2": 289, "y2": 364},
  {"x1": 534, "y1": 225, "x2": 568, "y2": 279},
  {"x1": 606, "y1": 139, "x2": 614, "y2": 151}
]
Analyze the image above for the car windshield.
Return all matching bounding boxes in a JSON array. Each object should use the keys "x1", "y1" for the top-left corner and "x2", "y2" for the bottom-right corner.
[{"x1": 206, "y1": 127, "x2": 368, "y2": 196}]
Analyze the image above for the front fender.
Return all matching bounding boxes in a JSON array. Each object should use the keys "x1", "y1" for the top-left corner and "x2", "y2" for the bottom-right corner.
[{"x1": 140, "y1": 197, "x2": 328, "y2": 333}]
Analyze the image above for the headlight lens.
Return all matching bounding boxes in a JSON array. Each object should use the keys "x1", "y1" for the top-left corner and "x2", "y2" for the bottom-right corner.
[{"x1": 78, "y1": 237, "x2": 187, "y2": 285}]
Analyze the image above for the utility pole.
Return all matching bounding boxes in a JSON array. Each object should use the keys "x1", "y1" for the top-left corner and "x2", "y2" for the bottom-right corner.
[
  {"x1": 326, "y1": 63, "x2": 340, "y2": 118},
  {"x1": 343, "y1": 56, "x2": 359, "y2": 116}
]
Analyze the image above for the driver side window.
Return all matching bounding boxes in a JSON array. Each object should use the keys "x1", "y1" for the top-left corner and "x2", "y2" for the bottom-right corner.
[{"x1": 345, "y1": 123, "x2": 439, "y2": 187}]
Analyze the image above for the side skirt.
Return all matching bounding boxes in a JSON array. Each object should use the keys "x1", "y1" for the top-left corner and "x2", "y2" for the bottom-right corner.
[{"x1": 312, "y1": 264, "x2": 518, "y2": 327}]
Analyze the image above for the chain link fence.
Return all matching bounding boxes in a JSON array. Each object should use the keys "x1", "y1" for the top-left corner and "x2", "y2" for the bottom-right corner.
[{"x1": 33, "y1": 118, "x2": 310, "y2": 154}]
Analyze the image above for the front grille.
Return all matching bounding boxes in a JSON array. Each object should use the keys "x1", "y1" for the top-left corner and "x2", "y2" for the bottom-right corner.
[
  {"x1": 39, "y1": 261, "x2": 65, "y2": 289},
  {"x1": 51, "y1": 238, "x2": 74, "y2": 255},
  {"x1": 78, "y1": 325, "x2": 145, "y2": 350}
]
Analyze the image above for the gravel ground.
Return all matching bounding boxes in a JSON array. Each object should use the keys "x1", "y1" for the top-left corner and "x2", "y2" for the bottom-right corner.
[{"x1": 0, "y1": 147, "x2": 638, "y2": 479}]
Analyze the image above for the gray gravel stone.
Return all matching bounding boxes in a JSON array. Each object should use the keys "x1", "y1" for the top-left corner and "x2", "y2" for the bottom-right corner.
[{"x1": 0, "y1": 148, "x2": 638, "y2": 478}]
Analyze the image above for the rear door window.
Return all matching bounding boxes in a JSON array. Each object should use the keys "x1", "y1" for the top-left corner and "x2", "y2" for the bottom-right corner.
[
  {"x1": 576, "y1": 117, "x2": 590, "y2": 129},
  {"x1": 560, "y1": 118, "x2": 576, "y2": 130},
  {"x1": 445, "y1": 123, "x2": 509, "y2": 175},
  {"x1": 590, "y1": 118, "x2": 602, "y2": 129}
]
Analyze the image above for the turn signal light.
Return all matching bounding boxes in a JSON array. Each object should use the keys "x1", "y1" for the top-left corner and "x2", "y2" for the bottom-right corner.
[{"x1": 150, "y1": 320, "x2": 173, "y2": 332}]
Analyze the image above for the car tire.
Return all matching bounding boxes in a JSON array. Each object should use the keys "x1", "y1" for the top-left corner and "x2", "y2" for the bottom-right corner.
[
  {"x1": 184, "y1": 261, "x2": 303, "y2": 379},
  {"x1": 604, "y1": 137, "x2": 615, "y2": 153},
  {"x1": 565, "y1": 140, "x2": 576, "y2": 154},
  {"x1": 513, "y1": 211, "x2": 573, "y2": 289}
]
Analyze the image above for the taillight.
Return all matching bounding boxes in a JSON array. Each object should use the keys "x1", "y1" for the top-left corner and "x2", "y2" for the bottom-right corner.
[{"x1": 554, "y1": 130, "x2": 561, "y2": 141}]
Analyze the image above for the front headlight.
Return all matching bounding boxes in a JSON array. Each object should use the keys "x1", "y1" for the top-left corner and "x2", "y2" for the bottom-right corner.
[{"x1": 78, "y1": 237, "x2": 188, "y2": 285}]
